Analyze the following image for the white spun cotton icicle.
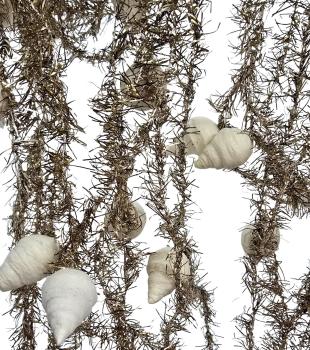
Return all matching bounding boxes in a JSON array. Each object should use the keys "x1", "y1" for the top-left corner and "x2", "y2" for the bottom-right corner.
[
  {"x1": 241, "y1": 225, "x2": 280, "y2": 257},
  {"x1": 166, "y1": 117, "x2": 218, "y2": 156},
  {"x1": 194, "y1": 127, "x2": 253, "y2": 169},
  {"x1": 147, "y1": 247, "x2": 190, "y2": 304},
  {"x1": 42, "y1": 268, "x2": 97, "y2": 346},
  {"x1": 0, "y1": 235, "x2": 59, "y2": 291},
  {"x1": 105, "y1": 201, "x2": 146, "y2": 240}
]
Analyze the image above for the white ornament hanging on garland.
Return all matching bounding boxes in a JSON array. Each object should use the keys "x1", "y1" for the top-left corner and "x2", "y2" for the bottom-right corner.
[
  {"x1": 0, "y1": 82, "x2": 11, "y2": 127},
  {"x1": 147, "y1": 247, "x2": 190, "y2": 304},
  {"x1": 0, "y1": 0, "x2": 13, "y2": 29},
  {"x1": 42, "y1": 268, "x2": 97, "y2": 346},
  {"x1": 166, "y1": 117, "x2": 219, "y2": 156},
  {"x1": 120, "y1": 63, "x2": 167, "y2": 111},
  {"x1": 104, "y1": 201, "x2": 147, "y2": 240},
  {"x1": 194, "y1": 127, "x2": 253, "y2": 169},
  {"x1": 241, "y1": 224, "x2": 280, "y2": 257},
  {"x1": 0, "y1": 235, "x2": 59, "y2": 291},
  {"x1": 112, "y1": 0, "x2": 148, "y2": 27}
]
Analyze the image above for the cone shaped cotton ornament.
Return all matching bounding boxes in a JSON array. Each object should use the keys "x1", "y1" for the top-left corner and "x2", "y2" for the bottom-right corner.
[
  {"x1": 105, "y1": 201, "x2": 146, "y2": 240},
  {"x1": 194, "y1": 127, "x2": 253, "y2": 169},
  {"x1": 166, "y1": 117, "x2": 219, "y2": 156},
  {"x1": 241, "y1": 225, "x2": 280, "y2": 257},
  {"x1": 42, "y1": 268, "x2": 97, "y2": 346},
  {"x1": 120, "y1": 64, "x2": 167, "y2": 111},
  {"x1": 0, "y1": 0, "x2": 13, "y2": 28},
  {"x1": 0, "y1": 235, "x2": 59, "y2": 291},
  {"x1": 147, "y1": 247, "x2": 190, "y2": 304}
]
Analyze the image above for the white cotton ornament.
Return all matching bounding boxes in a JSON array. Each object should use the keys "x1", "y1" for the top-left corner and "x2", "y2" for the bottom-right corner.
[
  {"x1": 120, "y1": 64, "x2": 167, "y2": 111},
  {"x1": 147, "y1": 247, "x2": 190, "y2": 304},
  {"x1": 0, "y1": 82, "x2": 10, "y2": 128},
  {"x1": 105, "y1": 201, "x2": 147, "y2": 240},
  {"x1": 0, "y1": 0, "x2": 13, "y2": 28},
  {"x1": 166, "y1": 117, "x2": 219, "y2": 156},
  {"x1": 112, "y1": 0, "x2": 148, "y2": 24},
  {"x1": 0, "y1": 235, "x2": 59, "y2": 291},
  {"x1": 241, "y1": 225, "x2": 280, "y2": 257},
  {"x1": 42, "y1": 268, "x2": 97, "y2": 346},
  {"x1": 194, "y1": 127, "x2": 253, "y2": 169}
]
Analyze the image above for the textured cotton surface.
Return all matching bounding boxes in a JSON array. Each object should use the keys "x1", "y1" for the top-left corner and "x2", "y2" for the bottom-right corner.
[
  {"x1": 0, "y1": 235, "x2": 59, "y2": 291},
  {"x1": 42, "y1": 268, "x2": 97, "y2": 346},
  {"x1": 147, "y1": 247, "x2": 190, "y2": 304},
  {"x1": 195, "y1": 128, "x2": 253, "y2": 169}
]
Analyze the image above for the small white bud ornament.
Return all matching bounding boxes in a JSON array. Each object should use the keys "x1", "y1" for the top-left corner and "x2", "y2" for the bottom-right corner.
[
  {"x1": 104, "y1": 201, "x2": 147, "y2": 240},
  {"x1": 147, "y1": 247, "x2": 190, "y2": 304},
  {"x1": 241, "y1": 225, "x2": 280, "y2": 257},
  {"x1": 0, "y1": 235, "x2": 59, "y2": 291},
  {"x1": 120, "y1": 64, "x2": 167, "y2": 111},
  {"x1": 166, "y1": 117, "x2": 218, "y2": 156},
  {"x1": 194, "y1": 128, "x2": 253, "y2": 169},
  {"x1": 42, "y1": 268, "x2": 97, "y2": 346}
]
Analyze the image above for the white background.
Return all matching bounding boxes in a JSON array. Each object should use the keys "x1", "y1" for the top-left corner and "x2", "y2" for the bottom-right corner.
[{"x1": 0, "y1": 1, "x2": 309, "y2": 348}]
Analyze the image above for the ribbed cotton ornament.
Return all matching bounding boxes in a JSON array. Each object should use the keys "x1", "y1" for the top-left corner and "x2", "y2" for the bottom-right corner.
[
  {"x1": 0, "y1": 0, "x2": 13, "y2": 28},
  {"x1": 105, "y1": 201, "x2": 147, "y2": 240},
  {"x1": 147, "y1": 247, "x2": 190, "y2": 304},
  {"x1": 194, "y1": 127, "x2": 253, "y2": 169},
  {"x1": 166, "y1": 117, "x2": 218, "y2": 156},
  {"x1": 241, "y1": 225, "x2": 280, "y2": 257},
  {"x1": 42, "y1": 268, "x2": 97, "y2": 346},
  {"x1": 0, "y1": 235, "x2": 59, "y2": 291},
  {"x1": 120, "y1": 64, "x2": 167, "y2": 111}
]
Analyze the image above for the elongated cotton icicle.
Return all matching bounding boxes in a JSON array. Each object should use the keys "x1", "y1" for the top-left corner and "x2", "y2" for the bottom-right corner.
[
  {"x1": 166, "y1": 117, "x2": 219, "y2": 156},
  {"x1": 0, "y1": 235, "x2": 59, "y2": 291},
  {"x1": 42, "y1": 268, "x2": 97, "y2": 346},
  {"x1": 195, "y1": 127, "x2": 253, "y2": 169},
  {"x1": 105, "y1": 201, "x2": 146, "y2": 240},
  {"x1": 147, "y1": 247, "x2": 190, "y2": 304},
  {"x1": 241, "y1": 225, "x2": 280, "y2": 257}
]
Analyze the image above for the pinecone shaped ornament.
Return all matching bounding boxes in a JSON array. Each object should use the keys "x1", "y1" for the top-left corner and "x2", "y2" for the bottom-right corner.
[{"x1": 0, "y1": 0, "x2": 13, "y2": 29}]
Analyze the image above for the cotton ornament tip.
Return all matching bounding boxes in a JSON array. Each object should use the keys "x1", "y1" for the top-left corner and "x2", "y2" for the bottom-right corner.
[
  {"x1": 147, "y1": 247, "x2": 190, "y2": 304},
  {"x1": 120, "y1": 63, "x2": 167, "y2": 111},
  {"x1": 241, "y1": 225, "x2": 280, "y2": 257},
  {"x1": 42, "y1": 268, "x2": 97, "y2": 346},
  {"x1": 0, "y1": 235, "x2": 59, "y2": 292},
  {"x1": 194, "y1": 127, "x2": 253, "y2": 169},
  {"x1": 166, "y1": 117, "x2": 218, "y2": 156}
]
